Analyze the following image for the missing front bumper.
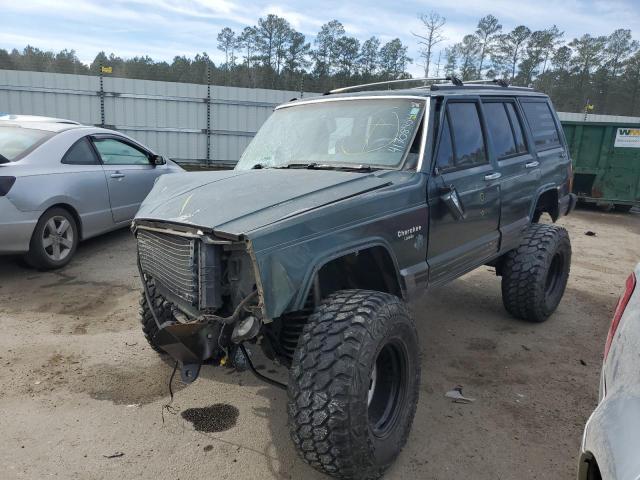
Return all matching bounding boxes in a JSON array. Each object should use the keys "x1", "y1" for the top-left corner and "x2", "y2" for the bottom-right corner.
[{"x1": 153, "y1": 321, "x2": 222, "y2": 383}]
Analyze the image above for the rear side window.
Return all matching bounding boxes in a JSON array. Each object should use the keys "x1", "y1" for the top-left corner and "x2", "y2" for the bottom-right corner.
[
  {"x1": 484, "y1": 103, "x2": 517, "y2": 158},
  {"x1": 62, "y1": 137, "x2": 99, "y2": 165},
  {"x1": 521, "y1": 101, "x2": 561, "y2": 150},
  {"x1": 505, "y1": 103, "x2": 527, "y2": 153},
  {"x1": 447, "y1": 102, "x2": 487, "y2": 168},
  {"x1": 0, "y1": 126, "x2": 53, "y2": 162},
  {"x1": 484, "y1": 102, "x2": 528, "y2": 158}
]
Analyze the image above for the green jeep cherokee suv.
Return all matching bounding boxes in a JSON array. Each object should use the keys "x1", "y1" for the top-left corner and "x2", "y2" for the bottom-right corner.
[{"x1": 133, "y1": 78, "x2": 576, "y2": 479}]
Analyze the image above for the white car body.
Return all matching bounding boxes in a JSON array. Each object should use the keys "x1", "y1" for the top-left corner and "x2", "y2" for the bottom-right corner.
[{"x1": 578, "y1": 263, "x2": 640, "y2": 480}]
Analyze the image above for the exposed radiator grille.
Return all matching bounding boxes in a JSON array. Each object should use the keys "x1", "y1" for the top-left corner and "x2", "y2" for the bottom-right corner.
[{"x1": 137, "y1": 229, "x2": 198, "y2": 306}]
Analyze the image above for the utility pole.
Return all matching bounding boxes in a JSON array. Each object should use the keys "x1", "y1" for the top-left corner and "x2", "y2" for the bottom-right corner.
[
  {"x1": 206, "y1": 66, "x2": 212, "y2": 167},
  {"x1": 99, "y1": 63, "x2": 105, "y2": 128}
]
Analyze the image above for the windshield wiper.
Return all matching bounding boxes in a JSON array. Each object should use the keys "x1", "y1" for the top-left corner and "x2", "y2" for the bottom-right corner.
[{"x1": 276, "y1": 162, "x2": 376, "y2": 172}]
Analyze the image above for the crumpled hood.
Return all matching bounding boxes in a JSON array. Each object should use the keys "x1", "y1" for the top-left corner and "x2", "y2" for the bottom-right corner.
[{"x1": 136, "y1": 169, "x2": 392, "y2": 235}]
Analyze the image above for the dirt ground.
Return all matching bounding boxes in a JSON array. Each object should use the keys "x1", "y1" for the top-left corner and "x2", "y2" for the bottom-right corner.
[{"x1": 1, "y1": 207, "x2": 638, "y2": 480}]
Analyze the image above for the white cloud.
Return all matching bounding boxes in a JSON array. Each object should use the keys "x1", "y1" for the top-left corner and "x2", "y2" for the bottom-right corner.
[{"x1": 1, "y1": 0, "x2": 638, "y2": 79}]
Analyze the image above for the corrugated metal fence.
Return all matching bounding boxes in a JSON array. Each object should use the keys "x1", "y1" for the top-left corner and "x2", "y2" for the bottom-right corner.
[
  {"x1": 7, "y1": 69, "x2": 639, "y2": 168},
  {"x1": 0, "y1": 69, "x2": 315, "y2": 167}
]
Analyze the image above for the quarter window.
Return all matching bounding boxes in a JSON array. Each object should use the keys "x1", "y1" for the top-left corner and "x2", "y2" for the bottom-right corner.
[
  {"x1": 93, "y1": 138, "x2": 150, "y2": 165},
  {"x1": 447, "y1": 102, "x2": 487, "y2": 168},
  {"x1": 521, "y1": 101, "x2": 561, "y2": 150},
  {"x1": 62, "y1": 137, "x2": 99, "y2": 165}
]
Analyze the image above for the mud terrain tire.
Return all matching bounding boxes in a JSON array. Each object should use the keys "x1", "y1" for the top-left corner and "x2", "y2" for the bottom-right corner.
[
  {"x1": 287, "y1": 290, "x2": 420, "y2": 479},
  {"x1": 501, "y1": 223, "x2": 571, "y2": 322},
  {"x1": 139, "y1": 281, "x2": 177, "y2": 354}
]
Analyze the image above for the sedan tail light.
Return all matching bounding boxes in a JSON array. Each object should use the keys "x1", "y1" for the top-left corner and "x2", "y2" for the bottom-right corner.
[
  {"x1": 0, "y1": 176, "x2": 16, "y2": 196},
  {"x1": 604, "y1": 272, "x2": 636, "y2": 360}
]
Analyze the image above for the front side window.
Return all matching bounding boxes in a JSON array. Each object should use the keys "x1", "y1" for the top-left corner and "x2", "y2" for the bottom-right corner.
[
  {"x1": 521, "y1": 100, "x2": 561, "y2": 151},
  {"x1": 0, "y1": 126, "x2": 53, "y2": 162},
  {"x1": 435, "y1": 115, "x2": 454, "y2": 170},
  {"x1": 93, "y1": 138, "x2": 150, "y2": 165},
  {"x1": 236, "y1": 98, "x2": 426, "y2": 170},
  {"x1": 447, "y1": 102, "x2": 487, "y2": 168}
]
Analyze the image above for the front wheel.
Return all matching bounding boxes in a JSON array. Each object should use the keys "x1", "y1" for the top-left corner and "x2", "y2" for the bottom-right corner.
[
  {"x1": 501, "y1": 223, "x2": 571, "y2": 322},
  {"x1": 287, "y1": 290, "x2": 420, "y2": 479},
  {"x1": 139, "y1": 280, "x2": 178, "y2": 354}
]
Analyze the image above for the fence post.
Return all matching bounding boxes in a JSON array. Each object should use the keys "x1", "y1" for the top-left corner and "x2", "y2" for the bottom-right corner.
[
  {"x1": 206, "y1": 67, "x2": 211, "y2": 167},
  {"x1": 99, "y1": 63, "x2": 105, "y2": 127}
]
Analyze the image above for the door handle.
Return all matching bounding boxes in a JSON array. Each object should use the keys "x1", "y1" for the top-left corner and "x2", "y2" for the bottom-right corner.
[
  {"x1": 525, "y1": 161, "x2": 540, "y2": 168},
  {"x1": 110, "y1": 172, "x2": 125, "y2": 179},
  {"x1": 484, "y1": 172, "x2": 502, "y2": 181}
]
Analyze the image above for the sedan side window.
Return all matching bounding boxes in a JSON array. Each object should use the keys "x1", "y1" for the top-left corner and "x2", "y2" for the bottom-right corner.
[
  {"x1": 62, "y1": 137, "x2": 99, "y2": 165},
  {"x1": 93, "y1": 138, "x2": 150, "y2": 165}
]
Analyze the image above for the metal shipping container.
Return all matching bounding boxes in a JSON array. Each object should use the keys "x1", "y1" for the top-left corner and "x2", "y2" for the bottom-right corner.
[{"x1": 561, "y1": 116, "x2": 640, "y2": 211}]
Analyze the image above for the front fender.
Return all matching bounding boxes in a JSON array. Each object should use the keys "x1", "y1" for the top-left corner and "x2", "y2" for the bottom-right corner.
[
  {"x1": 250, "y1": 201, "x2": 428, "y2": 320},
  {"x1": 298, "y1": 237, "x2": 402, "y2": 314},
  {"x1": 244, "y1": 171, "x2": 429, "y2": 320}
]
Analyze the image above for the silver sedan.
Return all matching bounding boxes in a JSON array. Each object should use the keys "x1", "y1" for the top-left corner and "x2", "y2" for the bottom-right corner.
[
  {"x1": 578, "y1": 262, "x2": 640, "y2": 480},
  {"x1": 0, "y1": 116, "x2": 183, "y2": 269}
]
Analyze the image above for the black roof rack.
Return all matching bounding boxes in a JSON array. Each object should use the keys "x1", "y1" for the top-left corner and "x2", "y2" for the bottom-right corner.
[
  {"x1": 326, "y1": 77, "x2": 450, "y2": 95},
  {"x1": 464, "y1": 78, "x2": 510, "y2": 87},
  {"x1": 326, "y1": 76, "x2": 532, "y2": 95}
]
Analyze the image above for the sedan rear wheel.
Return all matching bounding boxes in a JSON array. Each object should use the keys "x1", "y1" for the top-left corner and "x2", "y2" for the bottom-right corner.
[{"x1": 26, "y1": 207, "x2": 78, "y2": 270}]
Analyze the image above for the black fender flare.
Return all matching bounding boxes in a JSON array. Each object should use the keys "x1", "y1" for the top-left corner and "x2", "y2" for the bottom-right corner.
[{"x1": 289, "y1": 237, "x2": 404, "y2": 313}]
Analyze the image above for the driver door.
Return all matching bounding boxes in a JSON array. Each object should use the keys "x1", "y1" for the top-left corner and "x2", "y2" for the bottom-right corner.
[
  {"x1": 91, "y1": 135, "x2": 161, "y2": 223},
  {"x1": 427, "y1": 99, "x2": 501, "y2": 284}
]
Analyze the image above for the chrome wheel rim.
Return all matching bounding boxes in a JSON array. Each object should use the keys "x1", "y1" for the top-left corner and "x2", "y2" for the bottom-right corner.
[{"x1": 42, "y1": 215, "x2": 74, "y2": 261}]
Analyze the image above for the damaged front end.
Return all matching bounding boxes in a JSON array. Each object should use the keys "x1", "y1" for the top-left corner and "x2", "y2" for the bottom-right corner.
[{"x1": 134, "y1": 221, "x2": 266, "y2": 383}]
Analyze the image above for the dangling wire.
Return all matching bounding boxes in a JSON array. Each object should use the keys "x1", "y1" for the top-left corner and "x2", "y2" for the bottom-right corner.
[{"x1": 161, "y1": 360, "x2": 180, "y2": 424}]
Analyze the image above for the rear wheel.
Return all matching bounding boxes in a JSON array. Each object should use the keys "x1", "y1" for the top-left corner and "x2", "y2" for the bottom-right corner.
[
  {"x1": 25, "y1": 207, "x2": 78, "y2": 270},
  {"x1": 501, "y1": 223, "x2": 571, "y2": 322},
  {"x1": 287, "y1": 290, "x2": 420, "y2": 479}
]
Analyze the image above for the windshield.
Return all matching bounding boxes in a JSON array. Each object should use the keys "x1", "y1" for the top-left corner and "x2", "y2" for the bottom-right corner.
[
  {"x1": 0, "y1": 126, "x2": 53, "y2": 162},
  {"x1": 236, "y1": 98, "x2": 425, "y2": 170}
]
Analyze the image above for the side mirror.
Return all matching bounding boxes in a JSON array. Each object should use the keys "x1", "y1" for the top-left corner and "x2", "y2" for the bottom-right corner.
[
  {"x1": 440, "y1": 185, "x2": 466, "y2": 220},
  {"x1": 150, "y1": 154, "x2": 166, "y2": 166}
]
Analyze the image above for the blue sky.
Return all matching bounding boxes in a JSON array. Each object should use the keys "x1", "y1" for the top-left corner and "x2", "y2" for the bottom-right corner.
[{"x1": 1, "y1": 0, "x2": 639, "y2": 76}]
